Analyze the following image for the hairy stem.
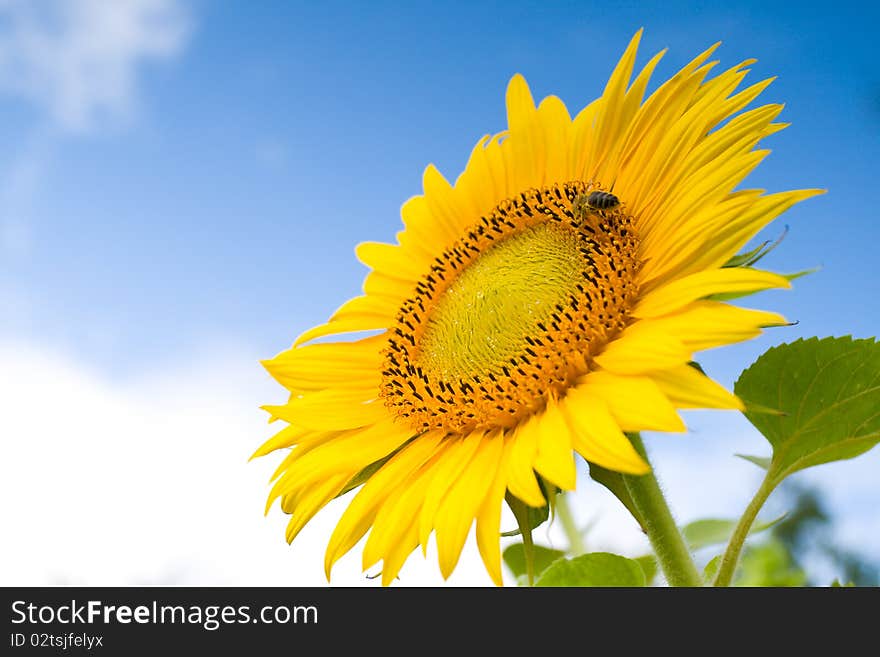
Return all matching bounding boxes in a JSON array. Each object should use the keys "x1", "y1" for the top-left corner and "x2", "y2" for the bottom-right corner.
[
  {"x1": 622, "y1": 434, "x2": 702, "y2": 587},
  {"x1": 713, "y1": 473, "x2": 777, "y2": 587}
]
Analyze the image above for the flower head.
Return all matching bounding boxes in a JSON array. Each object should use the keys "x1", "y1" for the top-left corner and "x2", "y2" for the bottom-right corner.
[{"x1": 255, "y1": 30, "x2": 821, "y2": 585}]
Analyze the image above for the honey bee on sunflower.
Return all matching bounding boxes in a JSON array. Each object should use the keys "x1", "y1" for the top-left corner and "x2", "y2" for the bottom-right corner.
[{"x1": 253, "y1": 29, "x2": 821, "y2": 586}]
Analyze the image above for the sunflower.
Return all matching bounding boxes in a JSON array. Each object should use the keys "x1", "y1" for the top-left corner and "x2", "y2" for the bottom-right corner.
[{"x1": 254, "y1": 30, "x2": 821, "y2": 586}]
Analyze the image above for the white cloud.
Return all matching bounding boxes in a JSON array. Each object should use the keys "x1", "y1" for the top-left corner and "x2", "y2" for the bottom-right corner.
[
  {"x1": 0, "y1": 338, "x2": 499, "y2": 586},
  {"x1": 0, "y1": 338, "x2": 876, "y2": 586},
  {"x1": 0, "y1": 0, "x2": 191, "y2": 132}
]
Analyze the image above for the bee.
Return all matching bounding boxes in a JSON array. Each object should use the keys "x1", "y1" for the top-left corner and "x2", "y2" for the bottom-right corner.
[
  {"x1": 585, "y1": 190, "x2": 619, "y2": 210},
  {"x1": 572, "y1": 190, "x2": 620, "y2": 217}
]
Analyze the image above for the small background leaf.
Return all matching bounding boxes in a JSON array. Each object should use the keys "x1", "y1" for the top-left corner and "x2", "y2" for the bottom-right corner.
[
  {"x1": 634, "y1": 555, "x2": 657, "y2": 584},
  {"x1": 336, "y1": 452, "x2": 396, "y2": 498},
  {"x1": 501, "y1": 480, "x2": 559, "y2": 536},
  {"x1": 736, "y1": 453, "x2": 772, "y2": 470},
  {"x1": 682, "y1": 515, "x2": 785, "y2": 551},
  {"x1": 735, "y1": 336, "x2": 880, "y2": 485},
  {"x1": 502, "y1": 544, "x2": 565, "y2": 581},
  {"x1": 723, "y1": 225, "x2": 788, "y2": 268},
  {"x1": 736, "y1": 539, "x2": 807, "y2": 586},
  {"x1": 703, "y1": 555, "x2": 722, "y2": 583},
  {"x1": 536, "y1": 552, "x2": 646, "y2": 587}
]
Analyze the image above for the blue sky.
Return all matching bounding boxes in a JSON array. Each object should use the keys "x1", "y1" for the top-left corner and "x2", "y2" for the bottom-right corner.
[
  {"x1": 3, "y1": 0, "x2": 878, "y2": 374},
  {"x1": 0, "y1": 1, "x2": 877, "y2": 585}
]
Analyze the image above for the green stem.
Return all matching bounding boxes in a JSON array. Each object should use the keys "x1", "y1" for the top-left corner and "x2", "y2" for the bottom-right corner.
[
  {"x1": 713, "y1": 473, "x2": 777, "y2": 587},
  {"x1": 555, "y1": 492, "x2": 586, "y2": 556},
  {"x1": 622, "y1": 434, "x2": 702, "y2": 587}
]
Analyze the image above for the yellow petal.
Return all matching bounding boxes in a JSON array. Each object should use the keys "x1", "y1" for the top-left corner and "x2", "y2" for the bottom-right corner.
[
  {"x1": 633, "y1": 268, "x2": 791, "y2": 319},
  {"x1": 705, "y1": 75, "x2": 777, "y2": 131},
  {"x1": 683, "y1": 188, "x2": 825, "y2": 276},
  {"x1": 476, "y1": 435, "x2": 514, "y2": 586},
  {"x1": 379, "y1": 519, "x2": 421, "y2": 586},
  {"x1": 504, "y1": 419, "x2": 546, "y2": 508},
  {"x1": 293, "y1": 318, "x2": 387, "y2": 347},
  {"x1": 635, "y1": 189, "x2": 763, "y2": 288},
  {"x1": 532, "y1": 398, "x2": 577, "y2": 491},
  {"x1": 324, "y1": 432, "x2": 443, "y2": 579},
  {"x1": 329, "y1": 294, "x2": 401, "y2": 324},
  {"x1": 362, "y1": 268, "x2": 416, "y2": 301},
  {"x1": 641, "y1": 60, "x2": 756, "y2": 195},
  {"x1": 283, "y1": 472, "x2": 351, "y2": 543},
  {"x1": 422, "y1": 164, "x2": 471, "y2": 236},
  {"x1": 594, "y1": 322, "x2": 691, "y2": 374},
  {"x1": 261, "y1": 388, "x2": 385, "y2": 432},
  {"x1": 643, "y1": 189, "x2": 824, "y2": 287},
  {"x1": 266, "y1": 418, "x2": 414, "y2": 510},
  {"x1": 454, "y1": 134, "x2": 499, "y2": 219},
  {"x1": 504, "y1": 81, "x2": 543, "y2": 191},
  {"x1": 506, "y1": 73, "x2": 536, "y2": 134},
  {"x1": 571, "y1": 98, "x2": 601, "y2": 180},
  {"x1": 363, "y1": 454, "x2": 438, "y2": 572},
  {"x1": 587, "y1": 28, "x2": 642, "y2": 179},
  {"x1": 249, "y1": 424, "x2": 311, "y2": 460},
  {"x1": 434, "y1": 434, "x2": 504, "y2": 579},
  {"x1": 559, "y1": 388, "x2": 650, "y2": 474},
  {"x1": 577, "y1": 371, "x2": 686, "y2": 433},
  {"x1": 675, "y1": 103, "x2": 783, "y2": 185},
  {"x1": 635, "y1": 301, "x2": 788, "y2": 352},
  {"x1": 597, "y1": 46, "x2": 667, "y2": 183},
  {"x1": 262, "y1": 335, "x2": 383, "y2": 392},
  {"x1": 649, "y1": 365, "x2": 744, "y2": 410},
  {"x1": 401, "y1": 190, "x2": 461, "y2": 249},
  {"x1": 417, "y1": 433, "x2": 484, "y2": 552},
  {"x1": 616, "y1": 44, "x2": 721, "y2": 212},
  {"x1": 268, "y1": 430, "x2": 344, "y2": 481},
  {"x1": 536, "y1": 95, "x2": 572, "y2": 184},
  {"x1": 642, "y1": 149, "x2": 769, "y2": 258}
]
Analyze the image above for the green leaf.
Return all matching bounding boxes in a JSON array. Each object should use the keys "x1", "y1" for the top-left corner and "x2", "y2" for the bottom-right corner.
[
  {"x1": 536, "y1": 552, "x2": 646, "y2": 587},
  {"x1": 500, "y1": 503, "x2": 549, "y2": 537},
  {"x1": 735, "y1": 539, "x2": 807, "y2": 587},
  {"x1": 681, "y1": 515, "x2": 786, "y2": 551},
  {"x1": 723, "y1": 225, "x2": 788, "y2": 268},
  {"x1": 688, "y1": 360, "x2": 707, "y2": 375},
  {"x1": 335, "y1": 452, "x2": 397, "y2": 498},
  {"x1": 335, "y1": 436, "x2": 418, "y2": 498},
  {"x1": 736, "y1": 453, "x2": 772, "y2": 470},
  {"x1": 830, "y1": 579, "x2": 855, "y2": 587},
  {"x1": 502, "y1": 544, "x2": 565, "y2": 580},
  {"x1": 500, "y1": 481, "x2": 557, "y2": 537},
  {"x1": 634, "y1": 555, "x2": 657, "y2": 584},
  {"x1": 740, "y1": 401, "x2": 787, "y2": 416},
  {"x1": 703, "y1": 555, "x2": 722, "y2": 583},
  {"x1": 723, "y1": 243, "x2": 773, "y2": 269},
  {"x1": 783, "y1": 267, "x2": 820, "y2": 283},
  {"x1": 587, "y1": 461, "x2": 645, "y2": 529},
  {"x1": 735, "y1": 336, "x2": 880, "y2": 485}
]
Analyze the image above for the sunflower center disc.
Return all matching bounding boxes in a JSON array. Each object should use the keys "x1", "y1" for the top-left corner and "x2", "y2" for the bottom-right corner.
[
  {"x1": 381, "y1": 181, "x2": 641, "y2": 435},
  {"x1": 417, "y1": 222, "x2": 585, "y2": 381}
]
